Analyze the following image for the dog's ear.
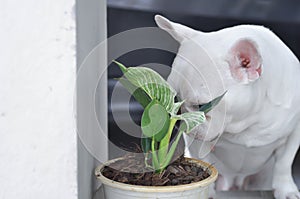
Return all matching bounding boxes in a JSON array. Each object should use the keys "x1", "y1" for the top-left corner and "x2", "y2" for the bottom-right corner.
[
  {"x1": 227, "y1": 39, "x2": 263, "y2": 84},
  {"x1": 155, "y1": 15, "x2": 197, "y2": 43}
]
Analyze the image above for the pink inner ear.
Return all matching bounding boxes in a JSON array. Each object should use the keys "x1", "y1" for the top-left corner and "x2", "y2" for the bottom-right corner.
[{"x1": 228, "y1": 39, "x2": 262, "y2": 82}]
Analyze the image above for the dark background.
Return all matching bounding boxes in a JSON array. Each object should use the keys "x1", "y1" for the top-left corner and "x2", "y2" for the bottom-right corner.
[{"x1": 106, "y1": 0, "x2": 300, "y2": 186}]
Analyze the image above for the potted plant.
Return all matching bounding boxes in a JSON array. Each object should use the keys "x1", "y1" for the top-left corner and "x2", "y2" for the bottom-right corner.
[{"x1": 95, "y1": 61, "x2": 225, "y2": 199}]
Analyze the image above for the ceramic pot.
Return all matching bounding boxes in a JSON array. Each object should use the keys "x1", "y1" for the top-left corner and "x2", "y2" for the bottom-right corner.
[{"x1": 95, "y1": 157, "x2": 218, "y2": 199}]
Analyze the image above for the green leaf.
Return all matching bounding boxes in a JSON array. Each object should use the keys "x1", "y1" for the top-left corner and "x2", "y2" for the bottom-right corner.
[
  {"x1": 199, "y1": 92, "x2": 227, "y2": 114},
  {"x1": 121, "y1": 66, "x2": 177, "y2": 113},
  {"x1": 141, "y1": 100, "x2": 170, "y2": 142},
  {"x1": 118, "y1": 77, "x2": 151, "y2": 108},
  {"x1": 113, "y1": 60, "x2": 127, "y2": 74},
  {"x1": 176, "y1": 111, "x2": 206, "y2": 133},
  {"x1": 171, "y1": 101, "x2": 184, "y2": 115}
]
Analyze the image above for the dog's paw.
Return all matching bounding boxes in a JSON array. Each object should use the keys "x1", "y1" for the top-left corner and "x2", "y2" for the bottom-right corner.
[
  {"x1": 286, "y1": 192, "x2": 300, "y2": 199},
  {"x1": 274, "y1": 186, "x2": 300, "y2": 199},
  {"x1": 273, "y1": 175, "x2": 300, "y2": 199}
]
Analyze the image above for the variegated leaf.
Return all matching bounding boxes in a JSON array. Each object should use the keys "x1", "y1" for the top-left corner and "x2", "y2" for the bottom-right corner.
[
  {"x1": 122, "y1": 66, "x2": 177, "y2": 113},
  {"x1": 176, "y1": 111, "x2": 206, "y2": 133},
  {"x1": 171, "y1": 101, "x2": 184, "y2": 115}
]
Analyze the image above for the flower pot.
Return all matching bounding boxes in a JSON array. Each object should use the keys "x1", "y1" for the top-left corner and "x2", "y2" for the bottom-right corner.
[{"x1": 95, "y1": 157, "x2": 218, "y2": 199}]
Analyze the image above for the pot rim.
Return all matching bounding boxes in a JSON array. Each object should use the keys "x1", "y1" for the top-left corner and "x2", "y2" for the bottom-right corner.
[{"x1": 95, "y1": 157, "x2": 218, "y2": 193}]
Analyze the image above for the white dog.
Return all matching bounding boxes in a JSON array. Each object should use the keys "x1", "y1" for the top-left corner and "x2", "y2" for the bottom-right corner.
[{"x1": 155, "y1": 15, "x2": 300, "y2": 199}]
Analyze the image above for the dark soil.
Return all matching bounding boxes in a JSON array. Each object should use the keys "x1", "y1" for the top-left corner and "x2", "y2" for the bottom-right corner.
[{"x1": 100, "y1": 154, "x2": 211, "y2": 186}]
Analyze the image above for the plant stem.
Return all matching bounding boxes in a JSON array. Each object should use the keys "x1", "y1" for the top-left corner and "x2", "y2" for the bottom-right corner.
[
  {"x1": 157, "y1": 118, "x2": 177, "y2": 169},
  {"x1": 160, "y1": 130, "x2": 184, "y2": 170},
  {"x1": 151, "y1": 137, "x2": 159, "y2": 171}
]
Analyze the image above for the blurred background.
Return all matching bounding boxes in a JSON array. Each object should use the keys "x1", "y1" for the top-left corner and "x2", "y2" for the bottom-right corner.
[{"x1": 106, "y1": 0, "x2": 300, "y2": 187}]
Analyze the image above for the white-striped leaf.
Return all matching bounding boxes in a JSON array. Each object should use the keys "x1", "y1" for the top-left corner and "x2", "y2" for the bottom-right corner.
[
  {"x1": 171, "y1": 101, "x2": 185, "y2": 115},
  {"x1": 123, "y1": 66, "x2": 177, "y2": 113},
  {"x1": 176, "y1": 111, "x2": 206, "y2": 133}
]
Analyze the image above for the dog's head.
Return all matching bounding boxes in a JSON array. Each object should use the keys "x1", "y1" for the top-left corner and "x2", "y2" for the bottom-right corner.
[{"x1": 155, "y1": 15, "x2": 264, "y2": 141}]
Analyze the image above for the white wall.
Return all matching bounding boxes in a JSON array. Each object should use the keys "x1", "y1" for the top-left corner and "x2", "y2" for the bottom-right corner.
[
  {"x1": 76, "y1": 0, "x2": 108, "y2": 199},
  {"x1": 0, "y1": 0, "x2": 77, "y2": 198}
]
